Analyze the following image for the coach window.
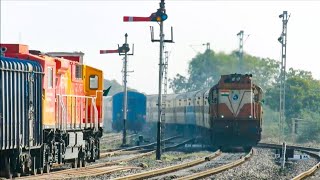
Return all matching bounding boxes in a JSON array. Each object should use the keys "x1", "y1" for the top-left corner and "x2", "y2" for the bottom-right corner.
[
  {"x1": 89, "y1": 75, "x2": 99, "y2": 89},
  {"x1": 75, "y1": 64, "x2": 82, "y2": 79},
  {"x1": 48, "y1": 67, "x2": 53, "y2": 88}
]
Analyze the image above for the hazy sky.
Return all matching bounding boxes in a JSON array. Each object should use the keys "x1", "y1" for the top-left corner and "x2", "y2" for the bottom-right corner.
[{"x1": 1, "y1": 1, "x2": 320, "y2": 94}]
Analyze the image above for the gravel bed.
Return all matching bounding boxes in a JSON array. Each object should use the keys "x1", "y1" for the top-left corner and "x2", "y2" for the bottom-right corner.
[
  {"x1": 88, "y1": 150, "x2": 212, "y2": 180},
  {"x1": 204, "y1": 148, "x2": 319, "y2": 180}
]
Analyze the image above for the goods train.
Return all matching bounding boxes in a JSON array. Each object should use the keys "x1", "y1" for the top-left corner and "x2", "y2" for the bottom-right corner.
[
  {"x1": 0, "y1": 44, "x2": 104, "y2": 178},
  {"x1": 105, "y1": 74, "x2": 263, "y2": 149}
]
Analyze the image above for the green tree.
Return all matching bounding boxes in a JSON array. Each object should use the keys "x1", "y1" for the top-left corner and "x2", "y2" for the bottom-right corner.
[
  {"x1": 103, "y1": 79, "x2": 137, "y2": 96},
  {"x1": 296, "y1": 110, "x2": 320, "y2": 142},
  {"x1": 266, "y1": 68, "x2": 320, "y2": 142},
  {"x1": 170, "y1": 49, "x2": 280, "y2": 93},
  {"x1": 169, "y1": 48, "x2": 320, "y2": 143}
]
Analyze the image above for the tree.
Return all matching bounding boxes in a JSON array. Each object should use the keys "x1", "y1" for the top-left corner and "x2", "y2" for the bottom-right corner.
[
  {"x1": 103, "y1": 79, "x2": 138, "y2": 96},
  {"x1": 296, "y1": 110, "x2": 320, "y2": 142},
  {"x1": 170, "y1": 49, "x2": 280, "y2": 93},
  {"x1": 169, "y1": 48, "x2": 320, "y2": 143},
  {"x1": 266, "y1": 68, "x2": 320, "y2": 139},
  {"x1": 169, "y1": 74, "x2": 189, "y2": 93}
]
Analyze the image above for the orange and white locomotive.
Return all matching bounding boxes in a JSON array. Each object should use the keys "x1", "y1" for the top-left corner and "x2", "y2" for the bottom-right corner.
[
  {"x1": 146, "y1": 74, "x2": 263, "y2": 150},
  {"x1": 208, "y1": 74, "x2": 263, "y2": 149}
]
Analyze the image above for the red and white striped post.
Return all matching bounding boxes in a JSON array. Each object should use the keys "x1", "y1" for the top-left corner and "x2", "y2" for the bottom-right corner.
[
  {"x1": 123, "y1": 16, "x2": 151, "y2": 22},
  {"x1": 99, "y1": 49, "x2": 118, "y2": 54}
]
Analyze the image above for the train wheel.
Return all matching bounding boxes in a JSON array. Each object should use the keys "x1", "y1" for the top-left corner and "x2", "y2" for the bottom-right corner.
[{"x1": 31, "y1": 157, "x2": 37, "y2": 175}]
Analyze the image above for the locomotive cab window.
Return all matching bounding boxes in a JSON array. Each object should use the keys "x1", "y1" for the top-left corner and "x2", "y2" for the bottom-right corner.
[
  {"x1": 48, "y1": 67, "x2": 53, "y2": 88},
  {"x1": 89, "y1": 75, "x2": 99, "y2": 89},
  {"x1": 75, "y1": 64, "x2": 82, "y2": 79}
]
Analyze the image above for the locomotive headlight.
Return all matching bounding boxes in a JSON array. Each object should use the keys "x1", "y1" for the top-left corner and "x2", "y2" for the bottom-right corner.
[{"x1": 221, "y1": 115, "x2": 224, "y2": 118}]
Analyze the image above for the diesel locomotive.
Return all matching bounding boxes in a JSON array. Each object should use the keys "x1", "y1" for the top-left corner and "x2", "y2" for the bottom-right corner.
[
  {"x1": 147, "y1": 74, "x2": 263, "y2": 148},
  {"x1": 0, "y1": 44, "x2": 104, "y2": 178}
]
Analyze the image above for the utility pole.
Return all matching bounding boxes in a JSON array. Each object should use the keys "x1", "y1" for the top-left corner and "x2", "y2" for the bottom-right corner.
[
  {"x1": 151, "y1": 0, "x2": 174, "y2": 160},
  {"x1": 100, "y1": 33, "x2": 134, "y2": 146},
  {"x1": 278, "y1": 10, "x2": 290, "y2": 170},
  {"x1": 122, "y1": 34, "x2": 129, "y2": 146},
  {"x1": 237, "y1": 30, "x2": 244, "y2": 74},
  {"x1": 123, "y1": 0, "x2": 174, "y2": 160}
]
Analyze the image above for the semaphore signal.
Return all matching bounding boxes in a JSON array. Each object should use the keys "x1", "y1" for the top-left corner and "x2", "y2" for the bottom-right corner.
[
  {"x1": 100, "y1": 33, "x2": 134, "y2": 147},
  {"x1": 123, "y1": 9, "x2": 168, "y2": 22},
  {"x1": 123, "y1": 0, "x2": 173, "y2": 160}
]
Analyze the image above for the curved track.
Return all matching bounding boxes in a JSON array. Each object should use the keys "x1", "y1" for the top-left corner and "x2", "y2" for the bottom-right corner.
[{"x1": 258, "y1": 143, "x2": 320, "y2": 180}]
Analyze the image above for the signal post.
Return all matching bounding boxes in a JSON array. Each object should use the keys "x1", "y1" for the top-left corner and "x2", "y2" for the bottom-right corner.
[
  {"x1": 123, "y1": 0, "x2": 174, "y2": 160},
  {"x1": 100, "y1": 34, "x2": 134, "y2": 146}
]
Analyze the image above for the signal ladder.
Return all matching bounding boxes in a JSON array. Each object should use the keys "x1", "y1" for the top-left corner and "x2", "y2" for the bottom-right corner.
[{"x1": 161, "y1": 51, "x2": 169, "y2": 149}]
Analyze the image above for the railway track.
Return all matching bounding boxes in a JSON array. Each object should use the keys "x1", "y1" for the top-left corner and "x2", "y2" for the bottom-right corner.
[
  {"x1": 175, "y1": 149, "x2": 253, "y2": 180},
  {"x1": 293, "y1": 151, "x2": 320, "y2": 180},
  {"x1": 113, "y1": 150, "x2": 222, "y2": 180},
  {"x1": 257, "y1": 143, "x2": 320, "y2": 152},
  {"x1": 258, "y1": 142, "x2": 320, "y2": 180},
  {"x1": 100, "y1": 135, "x2": 181, "y2": 158},
  {"x1": 18, "y1": 150, "x2": 154, "y2": 180},
  {"x1": 16, "y1": 136, "x2": 186, "y2": 180},
  {"x1": 113, "y1": 149, "x2": 252, "y2": 180},
  {"x1": 100, "y1": 134, "x2": 137, "y2": 145}
]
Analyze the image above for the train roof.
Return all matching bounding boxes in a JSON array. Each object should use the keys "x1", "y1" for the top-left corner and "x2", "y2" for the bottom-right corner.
[
  {"x1": 0, "y1": 56, "x2": 43, "y2": 73},
  {"x1": 113, "y1": 91, "x2": 146, "y2": 98}
]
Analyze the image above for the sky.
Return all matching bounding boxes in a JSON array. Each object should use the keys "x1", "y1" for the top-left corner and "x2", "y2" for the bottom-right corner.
[{"x1": 1, "y1": 0, "x2": 320, "y2": 94}]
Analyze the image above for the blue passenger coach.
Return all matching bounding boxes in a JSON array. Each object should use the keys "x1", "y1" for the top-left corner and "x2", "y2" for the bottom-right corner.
[{"x1": 112, "y1": 91, "x2": 146, "y2": 132}]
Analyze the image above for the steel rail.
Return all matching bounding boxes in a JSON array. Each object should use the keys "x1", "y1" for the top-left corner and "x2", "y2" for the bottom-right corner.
[
  {"x1": 257, "y1": 143, "x2": 320, "y2": 152},
  {"x1": 292, "y1": 151, "x2": 320, "y2": 180},
  {"x1": 100, "y1": 134, "x2": 136, "y2": 144},
  {"x1": 176, "y1": 149, "x2": 253, "y2": 180},
  {"x1": 18, "y1": 151, "x2": 154, "y2": 180},
  {"x1": 100, "y1": 149, "x2": 147, "y2": 158},
  {"x1": 114, "y1": 150, "x2": 221, "y2": 180},
  {"x1": 258, "y1": 143, "x2": 320, "y2": 180},
  {"x1": 100, "y1": 135, "x2": 182, "y2": 158},
  {"x1": 20, "y1": 166, "x2": 140, "y2": 180},
  {"x1": 16, "y1": 136, "x2": 185, "y2": 180}
]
